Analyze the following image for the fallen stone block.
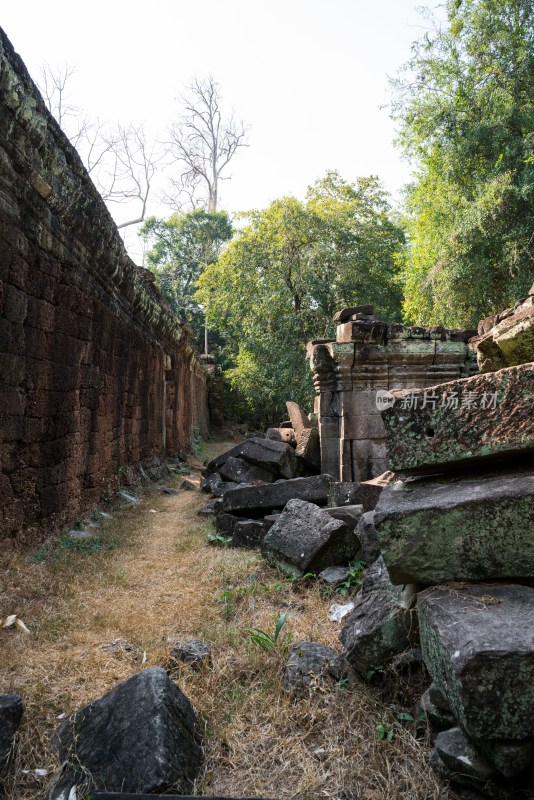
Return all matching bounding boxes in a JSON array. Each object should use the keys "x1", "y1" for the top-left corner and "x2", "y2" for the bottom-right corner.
[
  {"x1": 333, "y1": 305, "x2": 374, "y2": 323},
  {"x1": 203, "y1": 441, "x2": 250, "y2": 476},
  {"x1": 218, "y1": 456, "x2": 275, "y2": 484},
  {"x1": 200, "y1": 472, "x2": 223, "y2": 494},
  {"x1": 420, "y1": 688, "x2": 456, "y2": 734},
  {"x1": 473, "y1": 737, "x2": 533, "y2": 779},
  {"x1": 339, "y1": 556, "x2": 416, "y2": 677},
  {"x1": 50, "y1": 667, "x2": 202, "y2": 798},
  {"x1": 356, "y1": 511, "x2": 381, "y2": 565},
  {"x1": 382, "y1": 364, "x2": 534, "y2": 475},
  {"x1": 261, "y1": 513, "x2": 280, "y2": 536},
  {"x1": 475, "y1": 302, "x2": 534, "y2": 372},
  {"x1": 0, "y1": 694, "x2": 23, "y2": 775},
  {"x1": 418, "y1": 584, "x2": 534, "y2": 740},
  {"x1": 283, "y1": 641, "x2": 343, "y2": 699},
  {"x1": 215, "y1": 511, "x2": 246, "y2": 536},
  {"x1": 197, "y1": 498, "x2": 220, "y2": 517},
  {"x1": 231, "y1": 519, "x2": 264, "y2": 548},
  {"x1": 329, "y1": 473, "x2": 393, "y2": 512},
  {"x1": 239, "y1": 436, "x2": 298, "y2": 478},
  {"x1": 374, "y1": 471, "x2": 534, "y2": 584},
  {"x1": 262, "y1": 499, "x2": 359, "y2": 576},
  {"x1": 318, "y1": 566, "x2": 350, "y2": 585},
  {"x1": 265, "y1": 427, "x2": 297, "y2": 445},
  {"x1": 211, "y1": 480, "x2": 242, "y2": 498},
  {"x1": 222, "y1": 474, "x2": 334, "y2": 515}
]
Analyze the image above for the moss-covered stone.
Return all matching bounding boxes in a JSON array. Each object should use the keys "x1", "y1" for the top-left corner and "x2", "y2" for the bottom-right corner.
[
  {"x1": 418, "y1": 584, "x2": 534, "y2": 740},
  {"x1": 382, "y1": 364, "x2": 534, "y2": 475},
  {"x1": 374, "y1": 472, "x2": 534, "y2": 584}
]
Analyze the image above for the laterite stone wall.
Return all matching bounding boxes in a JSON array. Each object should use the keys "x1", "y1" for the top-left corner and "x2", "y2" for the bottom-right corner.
[{"x1": 0, "y1": 29, "x2": 209, "y2": 544}]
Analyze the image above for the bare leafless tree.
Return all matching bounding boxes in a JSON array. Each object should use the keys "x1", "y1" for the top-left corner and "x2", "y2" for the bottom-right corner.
[
  {"x1": 168, "y1": 76, "x2": 249, "y2": 212},
  {"x1": 37, "y1": 63, "x2": 162, "y2": 230}
]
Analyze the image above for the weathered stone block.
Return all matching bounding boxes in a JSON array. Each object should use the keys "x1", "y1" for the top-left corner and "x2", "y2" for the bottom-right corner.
[
  {"x1": 382, "y1": 364, "x2": 534, "y2": 475},
  {"x1": 286, "y1": 401, "x2": 311, "y2": 437},
  {"x1": 283, "y1": 641, "x2": 342, "y2": 698},
  {"x1": 51, "y1": 667, "x2": 202, "y2": 798},
  {"x1": 222, "y1": 474, "x2": 333, "y2": 515},
  {"x1": 356, "y1": 511, "x2": 381, "y2": 565},
  {"x1": 432, "y1": 728, "x2": 495, "y2": 788},
  {"x1": 239, "y1": 436, "x2": 297, "y2": 478},
  {"x1": 374, "y1": 471, "x2": 534, "y2": 584},
  {"x1": 0, "y1": 694, "x2": 23, "y2": 774},
  {"x1": 339, "y1": 556, "x2": 416, "y2": 677},
  {"x1": 418, "y1": 584, "x2": 534, "y2": 739},
  {"x1": 218, "y1": 456, "x2": 275, "y2": 484},
  {"x1": 295, "y1": 427, "x2": 320, "y2": 471},
  {"x1": 231, "y1": 519, "x2": 264, "y2": 548},
  {"x1": 262, "y1": 499, "x2": 358, "y2": 576},
  {"x1": 475, "y1": 303, "x2": 534, "y2": 372},
  {"x1": 325, "y1": 504, "x2": 363, "y2": 531},
  {"x1": 265, "y1": 427, "x2": 297, "y2": 445}
]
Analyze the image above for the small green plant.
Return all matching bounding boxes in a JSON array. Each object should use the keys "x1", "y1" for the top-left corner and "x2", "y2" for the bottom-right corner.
[
  {"x1": 245, "y1": 612, "x2": 292, "y2": 653},
  {"x1": 375, "y1": 722, "x2": 395, "y2": 742},
  {"x1": 338, "y1": 560, "x2": 365, "y2": 596},
  {"x1": 366, "y1": 663, "x2": 385, "y2": 681},
  {"x1": 335, "y1": 676, "x2": 351, "y2": 691},
  {"x1": 207, "y1": 533, "x2": 232, "y2": 547},
  {"x1": 191, "y1": 426, "x2": 207, "y2": 459}
]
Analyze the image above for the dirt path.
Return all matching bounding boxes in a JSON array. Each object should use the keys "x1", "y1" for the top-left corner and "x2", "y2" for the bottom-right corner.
[{"x1": 1, "y1": 440, "x2": 447, "y2": 800}]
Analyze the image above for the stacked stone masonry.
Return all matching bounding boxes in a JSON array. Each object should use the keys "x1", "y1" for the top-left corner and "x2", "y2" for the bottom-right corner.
[
  {"x1": 307, "y1": 307, "x2": 475, "y2": 481},
  {"x1": 0, "y1": 29, "x2": 210, "y2": 543}
]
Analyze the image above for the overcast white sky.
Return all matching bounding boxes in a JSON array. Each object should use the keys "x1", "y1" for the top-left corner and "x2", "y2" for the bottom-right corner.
[{"x1": 2, "y1": 0, "x2": 437, "y2": 259}]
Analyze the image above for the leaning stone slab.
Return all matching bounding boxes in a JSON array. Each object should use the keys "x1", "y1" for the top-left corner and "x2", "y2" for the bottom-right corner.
[
  {"x1": 218, "y1": 456, "x2": 275, "y2": 484},
  {"x1": 382, "y1": 364, "x2": 534, "y2": 475},
  {"x1": 222, "y1": 474, "x2": 334, "y2": 515},
  {"x1": 374, "y1": 471, "x2": 534, "y2": 585},
  {"x1": 418, "y1": 584, "x2": 534, "y2": 740},
  {"x1": 0, "y1": 694, "x2": 23, "y2": 775},
  {"x1": 286, "y1": 401, "x2": 311, "y2": 438},
  {"x1": 339, "y1": 556, "x2": 416, "y2": 678},
  {"x1": 295, "y1": 427, "x2": 321, "y2": 471},
  {"x1": 356, "y1": 511, "x2": 381, "y2": 566},
  {"x1": 325, "y1": 504, "x2": 363, "y2": 531},
  {"x1": 50, "y1": 667, "x2": 202, "y2": 798},
  {"x1": 262, "y1": 499, "x2": 359, "y2": 576}
]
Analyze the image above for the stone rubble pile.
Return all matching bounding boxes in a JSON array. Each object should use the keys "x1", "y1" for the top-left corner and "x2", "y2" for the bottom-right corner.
[{"x1": 338, "y1": 295, "x2": 534, "y2": 797}]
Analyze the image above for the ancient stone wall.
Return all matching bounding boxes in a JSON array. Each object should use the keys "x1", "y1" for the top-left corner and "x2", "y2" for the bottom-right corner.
[
  {"x1": 308, "y1": 307, "x2": 475, "y2": 481},
  {"x1": 0, "y1": 29, "x2": 210, "y2": 544}
]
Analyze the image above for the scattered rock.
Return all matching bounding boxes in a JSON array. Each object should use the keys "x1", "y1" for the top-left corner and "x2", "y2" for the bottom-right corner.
[
  {"x1": 101, "y1": 638, "x2": 146, "y2": 664},
  {"x1": 170, "y1": 639, "x2": 211, "y2": 670},
  {"x1": 318, "y1": 566, "x2": 350, "y2": 585},
  {"x1": 283, "y1": 641, "x2": 343, "y2": 699},
  {"x1": 50, "y1": 667, "x2": 202, "y2": 798},
  {"x1": 162, "y1": 487, "x2": 180, "y2": 495},
  {"x1": 420, "y1": 688, "x2": 456, "y2": 734},
  {"x1": 418, "y1": 583, "x2": 534, "y2": 739},
  {"x1": 215, "y1": 510, "x2": 246, "y2": 536},
  {"x1": 200, "y1": 472, "x2": 223, "y2": 494},
  {"x1": 325, "y1": 504, "x2": 364, "y2": 531},
  {"x1": 116, "y1": 490, "x2": 141, "y2": 504},
  {"x1": 197, "y1": 498, "x2": 220, "y2": 516},
  {"x1": 180, "y1": 480, "x2": 196, "y2": 491},
  {"x1": 0, "y1": 694, "x2": 23, "y2": 775},
  {"x1": 432, "y1": 728, "x2": 495, "y2": 790},
  {"x1": 262, "y1": 499, "x2": 359, "y2": 576}
]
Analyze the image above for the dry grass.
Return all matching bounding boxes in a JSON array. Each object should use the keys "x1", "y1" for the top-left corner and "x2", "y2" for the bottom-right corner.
[{"x1": 0, "y1": 438, "x2": 451, "y2": 799}]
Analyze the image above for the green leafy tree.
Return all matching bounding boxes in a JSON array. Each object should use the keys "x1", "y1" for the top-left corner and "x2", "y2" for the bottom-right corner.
[
  {"x1": 140, "y1": 209, "x2": 232, "y2": 347},
  {"x1": 196, "y1": 172, "x2": 404, "y2": 424},
  {"x1": 391, "y1": 0, "x2": 534, "y2": 326}
]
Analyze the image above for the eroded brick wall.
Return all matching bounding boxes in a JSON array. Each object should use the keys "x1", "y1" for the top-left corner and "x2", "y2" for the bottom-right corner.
[{"x1": 0, "y1": 29, "x2": 209, "y2": 544}]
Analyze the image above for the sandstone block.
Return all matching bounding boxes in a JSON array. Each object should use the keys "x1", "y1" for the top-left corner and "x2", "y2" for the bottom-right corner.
[
  {"x1": 231, "y1": 519, "x2": 264, "y2": 548},
  {"x1": 222, "y1": 474, "x2": 333, "y2": 515},
  {"x1": 295, "y1": 426, "x2": 320, "y2": 471},
  {"x1": 374, "y1": 471, "x2": 534, "y2": 585},
  {"x1": 218, "y1": 456, "x2": 275, "y2": 484},
  {"x1": 283, "y1": 641, "x2": 342, "y2": 698},
  {"x1": 238, "y1": 436, "x2": 297, "y2": 478},
  {"x1": 356, "y1": 511, "x2": 381, "y2": 565},
  {"x1": 432, "y1": 728, "x2": 495, "y2": 788},
  {"x1": 339, "y1": 556, "x2": 416, "y2": 677},
  {"x1": 382, "y1": 364, "x2": 534, "y2": 475},
  {"x1": 262, "y1": 499, "x2": 359, "y2": 576},
  {"x1": 50, "y1": 667, "x2": 202, "y2": 798},
  {"x1": 418, "y1": 584, "x2": 534, "y2": 739},
  {"x1": 265, "y1": 427, "x2": 297, "y2": 445},
  {"x1": 475, "y1": 304, "x2": 534, "y2": 372},
  {"x1": 325, "y1": 504, "x2": 363, "y2": 531},
  {"x1": 286, "y1": 401, "x2": 311, "y2": 437}
]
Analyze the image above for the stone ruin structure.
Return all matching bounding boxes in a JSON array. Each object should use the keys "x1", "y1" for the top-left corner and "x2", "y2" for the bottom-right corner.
[
  {"x1": 0, "y1": 29, "x2": 212, "y2": 544},
  {"x1": 307, "y1": 305, "x2": 476, "y2": 482}
]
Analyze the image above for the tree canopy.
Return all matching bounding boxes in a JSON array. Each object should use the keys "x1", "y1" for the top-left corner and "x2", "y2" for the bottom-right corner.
[
  {"x1": 140, "y1": 209, "x2": 232, "y2": 348},
  {"x1": 196, "y1": 171, "x2": 404, "y2": 424},
  {"x1": 391, "y1": 0, "x2": 534, "y2": 326}
]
